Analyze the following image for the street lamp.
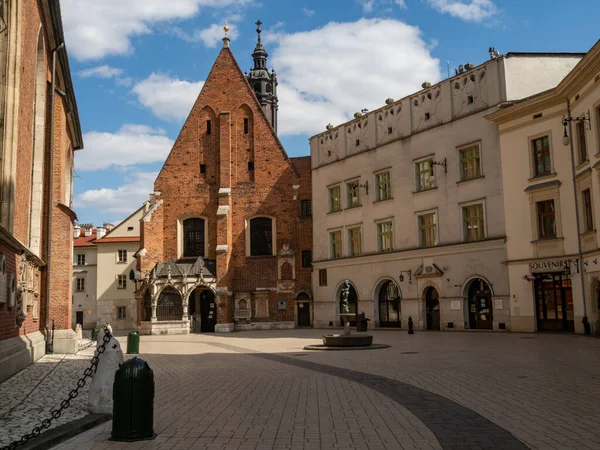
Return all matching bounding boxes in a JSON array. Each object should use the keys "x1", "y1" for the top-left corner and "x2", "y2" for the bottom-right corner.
[{"x1": 561, "y1": 111, "x2": 590, "y2": 146}]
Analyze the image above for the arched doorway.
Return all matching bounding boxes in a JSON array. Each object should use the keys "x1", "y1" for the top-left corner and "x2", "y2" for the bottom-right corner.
[
  {"x1": 189, "y1": 287, "x2": 217, "y2": 333},
  {"x1": 142, "y1": 290, "x2": 152, "y2": 321},
  {"x1": 296, "y1": 292, "x2": 311, "y2": 327},
  {"x1": 157, "y1": 287, "x2": 183, "y2": 321},
  {"x1": 425, "y1": 287, "x2": 440, "y2": 330},
  {"x1": 466, "y1": 278, "x2": 493, "y2": 329},
  {"x1": 339, "y1": 282, "x2": 358, "y2": 326},
  {"x1": 378, "y1": 280, "x2": 401, "y2": 327}
]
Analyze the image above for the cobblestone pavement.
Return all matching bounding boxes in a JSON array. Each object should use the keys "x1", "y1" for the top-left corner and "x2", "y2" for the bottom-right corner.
[
  {"x1": 0, "y1": 338, "x2": 97, "y2": 448},
  {"x1": 53, "y1": 330, "x2": 600, "y2": 450}
]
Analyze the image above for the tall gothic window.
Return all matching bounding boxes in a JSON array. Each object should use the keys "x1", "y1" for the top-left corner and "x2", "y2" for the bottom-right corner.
[
  {"x1": 183, "y1": 218, "x2": 205, "y2": 257},
  {"x1": 0, "y1": 0, "x2": 10, "y2": 214},
  {"x1": 250, "y1": 217, "x2": 273, "y2": 256}
]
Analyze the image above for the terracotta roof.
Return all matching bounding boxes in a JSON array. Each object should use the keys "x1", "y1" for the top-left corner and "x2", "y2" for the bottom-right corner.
[
  {"x1": 95, "y1": 237, "x2": 140, "y2": 244},
  {"x1": 74, "y1": 230, "x2": 97, "y2": 247}
]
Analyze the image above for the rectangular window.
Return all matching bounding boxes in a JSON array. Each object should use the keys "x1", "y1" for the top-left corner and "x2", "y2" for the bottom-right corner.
[
  {"x1": 463, "y1": 203, "x2": 485, "y2": 242},
  {"x1": 377, "y1": 221, "x2": 393, "y2": 253},
  {"x1": 329, "y1": 185, "x2": 341, "y2": 212},
  {"x1": 576, "y1": 121, "x2": 587, "y2": 164},
  {"x1": 117, "y1": 275, "x2": 127, "y2": 289},
  {"x1": 346, "y1": 180, "x2": 361, "y2": 208},
  {"x1": 244, "y1": 118, "x2": 249, "y2": 134},
  {"x1": 76, "y1": 278, "x2": 85, "y2": 292},
  {"x1": 117, "y1": 250, "x2": 127, "y2": 263},
  {"x1": 206, "y1": 120, "x2": 212, "y2": 135},
  {"x1": 375, "y1": 171, "x2": 391, "y2": 201},
  {"x1": 416, "y1": 159, "x2": 434, "y2": 191},
  {"x1": 330, "y1": 230, "x2": 342, "y2": 259},
  {"x1": 583, "y1": 189, "x2": 594, "y2": 232},
  {"x1": 537, "y1": 200, "x2": 556, "y2": 239},
  {"x1": 200, "y1": 164, "x2": 206, "y2": 175},
  {"x1": 319, "y1": 269, "x2": 327, "y2": 287},
  {"x1": 348, "y1": 227, "x2": 362, "y2": 257},
  {"x1": 117, "y1": 306, "x2": 126, "y2": 320},
  {"x1": 301, "y1": 199, "x2": 312, "y2": 217},
  {"x1": 302, "y1": 250, "x2": 312, "y2": 268},
  {"x1": 596, "y1": 106, "x2": 600, "y2": 154},
  {"x1": 419, "y1": 213, "x2": 436, "y2": 248},
  {"x1": 532, "y1": 136, "x2": 551, "y2": 176},
  {"x1": 459, "y1": 144, "x2": 481, "y2": 181},
  {"x1": 76, "y1": 254, "x2": 85, "y2": 266},
  {"x1": 248, "y1": 161, "x2": 254, "y2": 171}
]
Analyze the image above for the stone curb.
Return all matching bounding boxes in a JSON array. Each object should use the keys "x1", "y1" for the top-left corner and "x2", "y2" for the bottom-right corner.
[{"x1": 19, "y1": 413, "x2": 111, "y2": 450}]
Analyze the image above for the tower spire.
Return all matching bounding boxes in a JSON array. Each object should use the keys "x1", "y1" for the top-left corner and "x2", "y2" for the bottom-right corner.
[
  {"x1": 222, "y1": 20, "x2": 230, "y2": 48},
  {"x1": 247, "y1": 19, "x2": 279, "y2": 132}
]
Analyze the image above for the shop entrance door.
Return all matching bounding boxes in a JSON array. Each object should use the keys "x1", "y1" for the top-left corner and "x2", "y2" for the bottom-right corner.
[
  {"x1": 467, "y1": 279, "x2": 493, "y2": 330},
  {"x1": 534, "y1": 273, "x2": 574, "y2": 332}
]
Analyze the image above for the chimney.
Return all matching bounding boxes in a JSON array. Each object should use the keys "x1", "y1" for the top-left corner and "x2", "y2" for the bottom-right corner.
[
  {"x1": 96, "y1": 227, "x2": 106, "y2": 239},
  {"x1": 103, "y1": 222, "x2": 115, "y2": 232},
  {"x1": 84, "y1": 227, "x2": 92, "y2": 237},
  {"x1": 73, "y1": 225, "x2": 81, "y2": 239}
]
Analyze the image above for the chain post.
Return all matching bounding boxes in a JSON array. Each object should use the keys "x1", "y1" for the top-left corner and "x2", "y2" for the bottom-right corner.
[{"x1": 0, "y1": 326, "x2": 113, "y2": 450}]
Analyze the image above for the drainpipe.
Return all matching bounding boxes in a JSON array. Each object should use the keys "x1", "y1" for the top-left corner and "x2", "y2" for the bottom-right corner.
[
  {"x1": 45, "y1": 42, "x2": 65, "y2": 353},
  {"x1": 565, "y1": 98, "x2": 590, "y2": 333}
]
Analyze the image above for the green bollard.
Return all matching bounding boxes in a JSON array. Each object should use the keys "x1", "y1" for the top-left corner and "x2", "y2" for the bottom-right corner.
[
  {"x1": 91, "y1": 328, "x2": 98, "y2": 340},
  {"x1": 127, "y1": 330, "x2": 140, "y2": 354},
  {"x1": 111, "y1": 357, "x2": 155, "y2": 441}
]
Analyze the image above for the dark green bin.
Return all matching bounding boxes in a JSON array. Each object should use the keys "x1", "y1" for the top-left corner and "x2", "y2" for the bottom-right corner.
[
  {"x1": 90, "y1": 328, "x2": 98, "y2": 340},
  {"x1": 127, "y1": 330, "x2": 140, "y2": 354},
  {"x1": 111, "y1": 357, "x2": 156, "y2": 441}
]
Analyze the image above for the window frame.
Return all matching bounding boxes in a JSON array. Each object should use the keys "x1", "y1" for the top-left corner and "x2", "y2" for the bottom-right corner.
[
  {"x1": 117, "y1": 274, "x2": 127, "y2": 290},
  {"x1": 415, "y1": 157, "x2": 435, "y2": 192},
  {"x1": 530, "y1": 135, "x2": 552, "y2": 177},
  {"x1": 376, "y1": 219, "x2": 394, "y2": 253},
  {"x1": 461, "y1": 201, "x2": 486, "y2": 242},
  {"x1": 76, "y1": 277, "x2": 85, "y2": 292},
  {"x1": 76, "y1": 254, "x2": 85, "y2": 266},
  {"x1": 319, "y1": 269, "x2": 327, "y2": 287},
  {"x1": 374, "y1": 170, "x2": 392, "y2": 202},
  {"x1": 248, "y1": 216, "x2": 275, "y2": 257},
  {"x1": 536, "y1": 199, "x2": 557, "y2": 239},
  {"x1": 177, "y1": 216, "x2": 209, "y2": 259},
  {"x1": 417, "y1": 211, "x2": 437, "y2": 248},
  {"x1": 117, "y1": 249, "x2": 127, "y2": 264},
  {"x1": 328, "y1": 184, "x2": 342, "y2": 213},
  {"x1": 583, "y1": 188, "x2": 594, "y2": 232},
  {"x1": 347, "y1": 226, "x2": 362, "y2": 257},
  {"x1": 576, "y1": 120, "x2": 588, "y2": 165},
  {"x1": 595, "y1": 104, "x2": 600, "y2": 156},
  {"x1": 457, "y1": 142, "x2": 482, "y2": 182},
  {"x1": 301, "y1": 199, "x2": 312, "y2": 217},
  {"x1": 117, "y1": 306, "x2": 127, "y2": 320},
  {"x1": 182, "y1": 217, "x2": 206, "y2": 258},
  {"x1": 301, "y1": 250, "x2": 312, "y2": 268},
  {"x1": 329, "y1": 229, "x2": 343, "y2": 259}
]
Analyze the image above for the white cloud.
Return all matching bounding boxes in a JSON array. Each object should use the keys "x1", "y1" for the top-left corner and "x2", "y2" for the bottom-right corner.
[
  {"x1": 357, "y1": 0, "x2": 406, "y2": 12},
  {"x1": 61, "y1": 0, "x2": 251, "y2": 60},
  {"x1": 74, "y1": 172, "x2": 158, "y2": 218},
  {"x1": 132, "y1": 73, "x2": 204, "y2": 122},
  {"x1": 75, "y1": 124, "x2": 174, "y2": 171},
  {"x1": 302, "y1": 8, "x2": 315, "y2": 16},
  {"x1": 268, "y1": 18, "x2": 440, "y2": 136},
  {"x1": 173, "y1": 22, "x2": 239, "y2": 47},
  {"x1": 78, "y1": 65, "x2": 123, "y2": 78},
  {"x1": 426, "y1": 0, "x2": 497, "y2": 22}
]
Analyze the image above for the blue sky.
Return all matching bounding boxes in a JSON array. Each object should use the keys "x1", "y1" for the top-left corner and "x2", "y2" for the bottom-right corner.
[{"x1": 64, "y1": 0, "x2": 599, "y2": 226}]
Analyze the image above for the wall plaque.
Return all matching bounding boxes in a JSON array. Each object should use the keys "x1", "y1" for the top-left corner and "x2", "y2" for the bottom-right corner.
[
  {"x1": 450, "y1": 300, "x2": 461, "y2": 311},
  {"x1": 494, "y1": 299, "x2": 504, "y2": 310}
]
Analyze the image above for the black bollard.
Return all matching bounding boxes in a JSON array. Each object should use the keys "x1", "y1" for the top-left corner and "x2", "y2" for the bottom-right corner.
[{"x1": 408, "y1": 316, "x2": 414, "y2": 334}]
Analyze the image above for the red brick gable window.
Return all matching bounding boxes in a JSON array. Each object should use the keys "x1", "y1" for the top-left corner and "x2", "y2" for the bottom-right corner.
[
  {"x1": 183, "y1": 218, "x2": 205, "y2": 257},
  {"x1": 250, "y1": 217, "x2": 273, "y2": 256}
]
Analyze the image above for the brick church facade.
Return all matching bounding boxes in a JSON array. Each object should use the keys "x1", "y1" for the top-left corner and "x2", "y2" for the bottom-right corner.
[
  {"x1": 0, "y1": 0, "x2": 83, "y2": 382},
  {"x1": 136, "y1": 24, "x2": 312, "y2": 334}
]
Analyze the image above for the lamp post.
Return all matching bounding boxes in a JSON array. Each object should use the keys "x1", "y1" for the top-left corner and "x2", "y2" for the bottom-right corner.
[{"x1": 561, "y1": 105, "x2": 591, "y2": 334}]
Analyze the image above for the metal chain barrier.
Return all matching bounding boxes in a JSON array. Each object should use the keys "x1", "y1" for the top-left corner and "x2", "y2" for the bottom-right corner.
[{"x1": 0, "y1": 326, "x2": 113, "y2": 450}]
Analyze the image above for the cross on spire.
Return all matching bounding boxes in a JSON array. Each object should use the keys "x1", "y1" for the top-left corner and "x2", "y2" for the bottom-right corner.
[{"x1": 256, "y1": 20, "x2": 262, "y2": 43}]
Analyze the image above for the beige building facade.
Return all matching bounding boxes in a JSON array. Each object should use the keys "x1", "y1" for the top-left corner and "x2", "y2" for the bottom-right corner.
[
  {"x1": 487, "y1": 41, "x2": 600, "y2": 334},
  {"x1": 72, "y1": 225, "x2": 98, "y2": 329},
  {"x1": 310, "y1": 51, "x2": 583, "y2": 331},
  {"x1": 96, "y1": 205, "x2": 145, "y2": 331}
]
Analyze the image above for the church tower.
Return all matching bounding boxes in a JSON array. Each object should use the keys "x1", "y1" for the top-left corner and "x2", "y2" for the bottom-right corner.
[{"x1": 246, "y1": 20, "x2": 278, "y2": 132}]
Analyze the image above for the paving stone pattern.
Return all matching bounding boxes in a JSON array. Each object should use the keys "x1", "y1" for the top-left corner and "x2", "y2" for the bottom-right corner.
[
  {"x1": 0, "y1": 339, "x2": 96, "y2": 448},
  {"x1": 53, "y1": 330, "x2": 600, "y2": 450}
]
